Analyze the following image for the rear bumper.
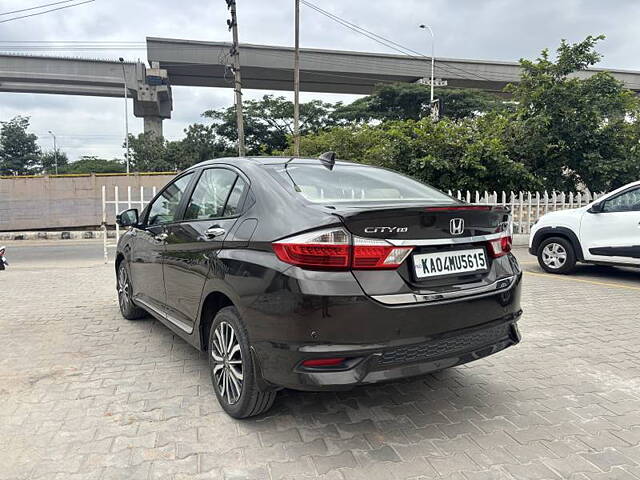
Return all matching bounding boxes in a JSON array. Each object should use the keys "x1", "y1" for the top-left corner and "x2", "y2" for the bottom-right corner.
[
  {"x1": 256, "y1": 316, "x2": 521, "y2": 391},
  {"x1": 249, "y1": 275, "x2": 523, "y2": 391}
]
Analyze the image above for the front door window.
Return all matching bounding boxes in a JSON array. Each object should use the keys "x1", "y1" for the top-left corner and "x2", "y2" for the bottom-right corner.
[{"x1": 147, "y1": 173, "x2": 194, "y2": 226}]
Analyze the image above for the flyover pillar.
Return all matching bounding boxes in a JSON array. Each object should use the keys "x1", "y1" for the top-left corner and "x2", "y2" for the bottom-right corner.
[
  {"x1": 132, "y1": 62, "x2": 172, "y2": 138},
  {"x1": 143, "y1": 116, "x2": 164, "y2": 137}
]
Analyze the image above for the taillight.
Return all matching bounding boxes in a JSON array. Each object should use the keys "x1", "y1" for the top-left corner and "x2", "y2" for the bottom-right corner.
[
  {"x1": 273, "y1": 228, "x2": 413, "y2": 270},
  {"x1": 352, "y1": 237, "x2": 413, "y2": 269},
  {"x1": 272, "y1": 228, "x2": 350, "y2": 269},
  {"x1": 487, "y1": 235, "x2": 512, "y2": 258}
]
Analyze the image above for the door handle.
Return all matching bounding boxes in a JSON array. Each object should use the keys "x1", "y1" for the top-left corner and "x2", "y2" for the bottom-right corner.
[
  {"x1": 205, "y1": 227, "x2": 226, "y2": 239},
  {"x1": 154, "y1": 232, "x2": 168, "y2": 242}
]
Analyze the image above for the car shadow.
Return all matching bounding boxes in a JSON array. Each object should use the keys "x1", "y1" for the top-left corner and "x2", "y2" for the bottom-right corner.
[{"x1": 526, "y1": 262, "x2": 640, "y2": 283}]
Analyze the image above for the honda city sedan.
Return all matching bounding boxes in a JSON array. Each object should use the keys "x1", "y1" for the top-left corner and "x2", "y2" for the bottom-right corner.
[{"x1": 115, "y1": 154, "x2": 523, "y2": 418}]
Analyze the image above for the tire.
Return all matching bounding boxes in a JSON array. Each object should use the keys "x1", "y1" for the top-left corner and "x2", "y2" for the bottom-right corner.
[
  {"x1": 117, "y1": 261, "x2": 147, "y2": 320},
  {"x1": 537, "y1": 236, "x2": 577, "y2": 274},
  {"x1": 208, "y1": 306, "x2": 276, "y2": 419}
]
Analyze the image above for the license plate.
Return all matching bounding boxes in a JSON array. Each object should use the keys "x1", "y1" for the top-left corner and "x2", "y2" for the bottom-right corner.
[{"x1": 413, "y1": 248, "x2": 488, "y2": 279}]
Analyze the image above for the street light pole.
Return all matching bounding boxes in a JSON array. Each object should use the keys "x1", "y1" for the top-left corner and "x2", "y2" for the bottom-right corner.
[
  {"x1": 419, "y1": 24, "x2": 435, "y2": 105},
  {"x1": 118, "y1": 57, "x2": 130, "y2": 175},
  {"x1": 48, "y1": 130, "x2": 58, "y2": 175}
]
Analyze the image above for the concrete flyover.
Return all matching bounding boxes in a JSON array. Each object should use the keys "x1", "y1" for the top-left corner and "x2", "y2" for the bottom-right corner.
[
  {"x1": 147, "y1": 37, "x2": 640, "y2": 95},
  {"x1": 2, "y1": 40, "x2": 640, "y2": 138},
  {"x1": 0, "y1": 54, "x2": 172, "y2": 136}
]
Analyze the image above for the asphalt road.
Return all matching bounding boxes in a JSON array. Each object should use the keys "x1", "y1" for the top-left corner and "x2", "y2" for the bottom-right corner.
[{"x1": 2, "y1": 239, "x2": 113, "y2": 267}]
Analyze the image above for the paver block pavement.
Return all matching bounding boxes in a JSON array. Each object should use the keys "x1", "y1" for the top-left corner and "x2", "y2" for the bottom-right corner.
[{"x1": 2, "y1": 254, "x2": 640, "y2": 478}]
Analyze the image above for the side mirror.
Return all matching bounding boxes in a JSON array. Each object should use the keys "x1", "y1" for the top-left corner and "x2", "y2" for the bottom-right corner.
[
  {"x1": 116, "y1": 208, "x2": 139, "y2": 227},
  {"x1": 588, "y1": 201, "x2": 604, "y2": 214}
]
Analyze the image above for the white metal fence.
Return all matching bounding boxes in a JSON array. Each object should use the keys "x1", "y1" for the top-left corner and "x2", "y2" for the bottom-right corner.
[
  {"x1": 446, "y1": 190, "x2": 605, "y2": 234},
  {"x1": 101, "y1": 185, "x2": 158, "y2": 262},
  {"x1": 101, "y1": 184, "x2": 605, "y2": 261}
]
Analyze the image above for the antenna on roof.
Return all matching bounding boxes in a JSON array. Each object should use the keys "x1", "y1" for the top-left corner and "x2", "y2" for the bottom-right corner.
[{"x1": 319, "y1": 151, "x2": 336, "y2": 171}]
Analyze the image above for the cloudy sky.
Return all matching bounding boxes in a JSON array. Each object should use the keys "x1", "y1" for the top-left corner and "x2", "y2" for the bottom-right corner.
[{"x1": 1, "y1": 0, "x2": 639, "y2": 161}]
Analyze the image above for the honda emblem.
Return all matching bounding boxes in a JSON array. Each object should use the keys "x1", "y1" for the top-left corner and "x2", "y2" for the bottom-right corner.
[{"x1": 450, "y1": 218, "x2": 464, "y2": 235}]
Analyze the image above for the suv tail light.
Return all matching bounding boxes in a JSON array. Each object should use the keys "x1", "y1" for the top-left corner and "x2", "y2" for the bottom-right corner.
[
  {"x1": 487, "y1": 235, "x2": 512, "y2": 258},
  {"x1": 273, "y1": 228, "x2": 413, "y2": 270}
]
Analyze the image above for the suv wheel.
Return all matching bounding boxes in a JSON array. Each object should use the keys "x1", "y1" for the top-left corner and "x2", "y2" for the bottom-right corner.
[
  {"x1": 208, "y1": 306, "x2": 276, "y2": 418},
  {"x1": 117, "y1": 262, "x2": 147, "y2": 319},
  {"x1": 537, "y1": 237, "x2": 576, "y2": 274}
]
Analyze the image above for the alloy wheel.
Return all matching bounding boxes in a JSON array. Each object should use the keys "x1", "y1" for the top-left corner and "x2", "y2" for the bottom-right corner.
[
  {"x1": 211, "y1": 321, "x2": 244, "y2": 405},
  {"x1": 117, "y1": 265, "x2": 131, "y2": 311},
  {"x1": 542, "y1": 242, "x2": 567, "y2": 270}
]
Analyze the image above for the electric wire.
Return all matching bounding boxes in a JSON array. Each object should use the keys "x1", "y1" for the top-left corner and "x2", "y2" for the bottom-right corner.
[
  {"x1": 0, "y1": 0, "x2": 80, "y2": 16},
  {"x1": 299, "y1": 0, "x2": 494, "y2": 83},
  {"x1": 0, "y1": 0, "x2": 95, "y2": 24}
]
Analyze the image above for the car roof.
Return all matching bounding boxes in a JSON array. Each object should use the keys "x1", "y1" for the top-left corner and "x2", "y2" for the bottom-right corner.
[{"x1": 186, "y1": 156, "x2": 360, "y2": 170}]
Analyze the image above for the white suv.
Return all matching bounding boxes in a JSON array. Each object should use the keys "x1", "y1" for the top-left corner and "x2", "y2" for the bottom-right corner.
[{"x1": 529, "y1": 181, "x2": 640, "y2": 274}]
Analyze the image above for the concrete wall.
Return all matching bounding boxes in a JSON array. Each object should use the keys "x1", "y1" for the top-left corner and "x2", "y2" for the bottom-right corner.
[{"x1": 0, "y1": 174, "x2": 176, "y2": 231}]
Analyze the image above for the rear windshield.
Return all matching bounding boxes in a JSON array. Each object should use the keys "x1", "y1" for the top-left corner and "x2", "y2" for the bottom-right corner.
[{"x1": 266, "y1": 162, "x2": 455, "y2": 204}]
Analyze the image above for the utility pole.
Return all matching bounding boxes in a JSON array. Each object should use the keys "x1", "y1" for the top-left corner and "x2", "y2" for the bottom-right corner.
[
  {"x1": 118, "y1": 57, "x2": 130, "y2": 174},
  {"x1": 293, "y1": 0, "x2": 301, "y2": 156},
  {"x1": 226, "y1": 0, "x2": 246, "y2": 156},
  {"x1": 419, "y1": 24, "x2": 438, "y2": 121},
  {"x1": 48, "y1": 130, "x2": 58, "y2": 175}
]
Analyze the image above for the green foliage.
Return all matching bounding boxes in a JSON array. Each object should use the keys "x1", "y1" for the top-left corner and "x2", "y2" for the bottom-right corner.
[
  {"x1": 505, "y1": 35, "x2": 640, "y2": 191},
  {"x1": 0, "y1": 116, "x2": 42, "y2": 175},
  {"x1": 127, "y1": 132, "x2": 172, "y2": 172},
  {"x1": 40, "y1": 150, "x2": 69, "y2": 174},
  {"x1": 60, "y1": 156, "x2": 125, "y2": 174},
  {"x1": 295, "y1": 36, "x2": 640, "y2": 193},
  {"x1": 204, "y1": 95, "x2": 338, "y2": 154},
  {"x1": 126, "y1": 126, "x2": 232, "y2": 173},
  {"x1": 178, "y1": 123, "x2": 232, "y2": 168},
  {"x1": 297, "y1": 115, "x2": 539, "y2": 192},
  {"x1": 332, "y1": 84, "x2": 509, "y2": 122}
]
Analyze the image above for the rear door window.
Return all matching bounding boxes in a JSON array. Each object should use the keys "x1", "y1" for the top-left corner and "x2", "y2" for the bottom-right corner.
[
  {"x1": 184, "y1": 168, "x2": 238, "y2": 220},
  {"x1": 223, "y1": 177, "x2": 248, "y2": 217}
]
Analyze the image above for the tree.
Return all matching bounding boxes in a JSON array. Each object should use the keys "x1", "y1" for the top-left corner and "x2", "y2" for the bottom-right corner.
[
  {"x1": 505, "y1": 35, "x2": 640, "y2": 191},
  {"x1": 127, "y1": 126, "x2": 232, "y2": 172},
  {"x1": 59, "y1": 156, "x2": 125, "y2": 174},
  {"x1": 295, "y1": 115, "x2": 539, "y2": 192},
  {"x1": 332, "y1": 83, "x2": 508, "y2": 122},
  {"x1": 178, "y1": 123, "x2": 232, "y2": 168},
  {"x1": 0, "y1": 116, "x2": 41, "y2": 175},
  {"x1": 127, "y1": 132, "x2": 173, "y2": 172},
  {"x1": 204, "y1": 95, "x2": 338, "y2": 154},
  {"x1": 40, "y1": 150, "x2": 69, "y2": 174}
]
